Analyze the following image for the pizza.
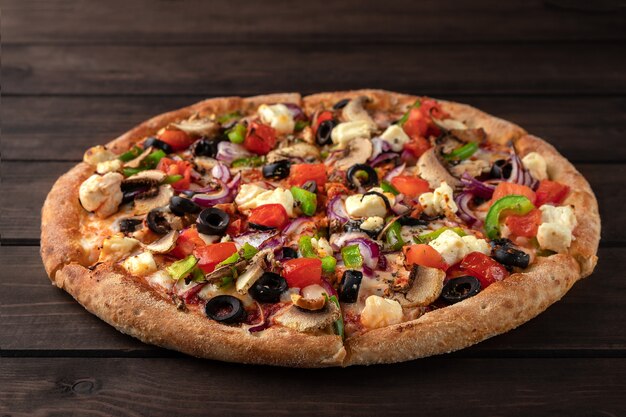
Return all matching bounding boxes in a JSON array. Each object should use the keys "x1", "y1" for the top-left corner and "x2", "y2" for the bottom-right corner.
[{"x1": 41, "y1": 90, "x2": 600, "y2": 367}]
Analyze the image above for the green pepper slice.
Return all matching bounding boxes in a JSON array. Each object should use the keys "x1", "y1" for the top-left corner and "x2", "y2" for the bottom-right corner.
[
  {"x1": 341, "y1": 244, "x2": 363, "y2": 269},
  {"x1": 294, "y1": 120, "x2": 310, "y2": 132},
  {"x1": 227, "y1": 123, "x2": 247, "y2": 144},
  {"x1": 118, "y1": 146, "x2": 142, "y2": 162},
  {"x1": 444, "y1": 142, "x2": 479, "y2": 161},
  {"x1": 241, "y1": 242, "x2": 258, "y2": 260},
  {"x1": 166, "y1": 255, "x2": 198, "y2": 280},
  {"x1": 380, "y1": 180, "x2": 400, "y2": 196},
  {"x1": 291, "y1": 186, "x2": 317, "y2": 216},
  {"x1": 163, "y1": 174, "x2": 183, "y2": 184},
  {"x1": 216, "y1": 252, "x2": 240, "y2": 269},
  {"x1": 143, "y1": 149, "x2": 166, "y2": 168},
  {"x1": 328, "y1": 294, "x2": 344, "y2": 339},
  {"x1": 321, "y1": 256, "x2": 337, "y2": 273},
  {"x1": 298, "y1": 236, "x2": 317, "y2": 258},
  {"x1": 484, "y1": 195, "x2": 535, "y2": 239},
  {"x1": 217, "y1": 111, "x2": 242, "y2": 124},
  {"x1": 231, "y1": 155, "x2": 265, "y2": 168},
  {"x1": 415, "y1": 226, "x2": 467, "y2": 244},
  {"x1": 385, "y1": 220, "x2": 406, "y2": 251}
]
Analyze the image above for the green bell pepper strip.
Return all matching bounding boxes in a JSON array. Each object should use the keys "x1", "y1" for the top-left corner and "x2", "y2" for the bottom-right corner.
[
  {"x1": 414, "y1": 227, "x2": 467, "y2": 244},
  {"x1": 241, "y1": 242, "x2": 258, "y2": 260},
  {"x1": 294, "y1": 120, "x2": 310, "y2": 132},
  {"x1": 341, "y1": 244, "x2": 363, "y2": 269},
  {"x1": 219, "y1": 276, "x2": 234, "y2": 288},
  {"x1": 385, "y1": 220, "x2": 405, "y2": 251},
  {"x1": 166, "y1": 255, "x2": 198, "y2": 281},
  {"x1": 298, "y1": 236, "x2": 317, "y2": 258},
  {"x1": 143, "y1": 149, "x2": 166, "y2": 168},
  {"x1": 231, "y1": 155, "x2": 265, "y2": 168},
  {"x1": 227, "y1": 123, "x2": 247, "y2": 144},
  {"x1": 444, "y1": 142, "x2": 479, "y2": 161},
  {"x1": 485, "y1": 195, "x2": 535, "y2": 239},
  {"x1": 216, "y1": 252, "x2": 240, "y2": 269},
  {"x1": 380, "y1": 180, "x2": 399, "y2": 196},
  {"x1": 397, "y1": 100, "x2": 421, "y2": 126},
  {"x1": 321, "y1": 256, "x2": 337, "y2": 273},
  {"x1": 291, "y1": 186, "x2": 317, "y2": 216},
  {"x1": 163, "y1": 174, "x2": 183, "y2": 184},
  {"x1": 118, "y1": 146, "x2": 142, "y2": 162},
  {"x1": 190, "y1": 267, "x2": 206, "y2": 283},
  {"x1": 327, "y1": 294, "x2": 344, "y2": 339},
  {"x1": 217, "y1": 111, "x2": 242, "y2": 124},
  {"x1": 122, "y1": 167, "x2": 142, "y2": 177}
]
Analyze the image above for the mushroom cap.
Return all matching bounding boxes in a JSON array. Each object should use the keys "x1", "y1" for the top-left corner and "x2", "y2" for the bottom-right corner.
[
  {"x1": 342, "y1": 96, "x2": 377, "y2": 130},
  {"x1": 134, "y1": 185, "x2": 174, "y2": 215},
  {"x1": 416, "y1": 147, "x2": 462, "y2": 189},
  {"x1": 393, "y1": 265, "x2": 445, "y2": 308},
  {"x1": 171, "y1": 118, "x2": 219, "y2": 137},
  {"x1": 273, "y1": 301, "x2": 340, "y2": 333},
  {"x1": 334, "y1": 137, "x2": 373, "y2": 170},
  {"x1": 145, "y1": 230, "x2": 178, "y2": 254},
  {"x1": 266, "y1": 142, "x2": 320, "y2": 163}
]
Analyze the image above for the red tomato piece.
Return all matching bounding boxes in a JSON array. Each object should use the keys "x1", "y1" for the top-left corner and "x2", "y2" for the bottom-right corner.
[
  {"x1": 402, "y1": 99, "x2": 448, "y2": 140},
  {"x1": 535, "y1": 180, "x2": 570, "y2": 206},
  {"x1": 504, "y1": 208, "x2": 542, "y2": 238},
  {"x1": 248, "y1": 204, "x2": 289, "y2": 230},
  {"x1": 391, "y1": 175, "x2": 431, "y2": 198},
  {"x1": 158, "y1": 158, "x2": 192, "y2": 191},
  {"x1": 490, "y1": 182, "x2": 536, "y2": 205},
  {"x1": 244, "y1": 122, "x2": 277, "y2": 155},
  {"x1": 313, "y1": 110, "x2": 334, "y2": 134},
  {"x1": 170, "y1": 228, "x2": 206, "y2": 259},
  {"x1": 158, "y1": 129, "x2": 194, "y2": 151},
  {"x1": 459, "y1": 252, "x2": 509, "y2": 289},
  {"x1": 193, "y1": 242, "x2": 238, "y2": 274},
  {"x1": 402, "y1": 136, "x2": 432, "y2": 159},
  {"x1": 404, "y1": 244, "x2": 448, "y2": 271},
  {"x1": 289, "y1": 163, "x2": 328, "y2": 189},
  {"x1": 282, "y1": 258, "x2": 322, "y2": 288}
]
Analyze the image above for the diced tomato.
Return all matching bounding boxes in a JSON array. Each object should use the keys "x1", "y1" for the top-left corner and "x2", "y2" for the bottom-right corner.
[
  {"x1": 391, "y1": 175, "x2": 431, "y2": 198},
  {"x1": 158, "y1": 158, "x2": 192, "y2": 191},
  {"x1": 170, "y1": 228, "x2": 206, "y2": 259},
  {"x1": 402, "y1": 136, "x2": 431, "y2": 159},
  {"x1": 535, "y1": 180, "x2": 570, "y2": 206},
  {"x1": 289, "y1": 163, "x2": 327, "y2": 189},
  {"x1": 248, "y1": 204, "x2": 289, "y2": 230},
  {"x1": 244, "y1": 122, "x2": 277, "y2": 155},
  {"x1": 404, "y1": 244, "x2": 448, "y2": 271},
  {"x1": 193, "y1": 242, "x2": 237, "y2": 274},
  {"x1": 402, "y1": 99, "x2": 448, "y2": 140},
  {"x1": 226, "y1": 218, "x2": 246, "y2": 237},
  {"x1": 282, "y1": 258, "x2": 322, "y2": 288},
  {"x1": 158, "y1": 129, "x2": 194, "y2": 151},
  {"x1": 459, "y1": 252, "x2": 509, "y2": 289},
  {"x1": 490, "y1": 182, "x2": 536, "y2": 205},
  {"x1": 505, "y1": 208, "x2": 542, "y2": 238},
  {"x1": 313, "y1": 110, "x2": 334, "y2": 134}
]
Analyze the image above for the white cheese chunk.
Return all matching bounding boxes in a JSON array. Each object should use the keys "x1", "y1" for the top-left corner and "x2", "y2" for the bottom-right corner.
[
  {"x1": 379, "y1": 125, "x2": 411, "y2": 152},
  {"x1": 258, "y1": 103, "x2": 295, "y2": 134},
  {"x1": 96, "y1": 159, "x2": 123, "y2": 174},
  {"x1": 360, "y1": 216, "x2": 384, "y2": 232},
  {"x1": 360, "y1": 295, "x2": 403, "y2": 329},
  {"x1": 98, "y1": 234, "x2": 140, "y2": 263},
  {"x1": 428, "y1": 229, "x2": 490, "y2": 265},
  {"x1": 235, "y1": 184, "x2": 267, "y2": 210},
  {"x1": 345, "y1": 193, "x2": 388, "y2": 218},
  {"x1": 330, "y1": 121, "x2": 372, "y2": 148},
  {"x1": 236, "y1": 185, "x2": 295, "y2": 217},
  {"x1": 122, "y1": 251, "x2": 157, "y2": 276},
  {"x1": 418, "y1": 181, "x2": 457, "y2": 217},
  {"x1": 79, "y1": 173, "x2": 124, "y2": 218},
  {"x1": 536, "y1": 204, "x2": 577, "y2": 253},
  {"x1": 522, "y1": 152, "x2": 548, "y2": 181},
  {"x1": 311, "y1": 237, "x2": 333, "y2": 258},
  {"x1": 148, "y1": 270, "x2": 174, "y2": 291}
]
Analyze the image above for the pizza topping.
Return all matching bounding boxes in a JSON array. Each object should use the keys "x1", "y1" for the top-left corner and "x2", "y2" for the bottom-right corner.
[
  {"x1": 440, "y1": 276, "x2": 481, "y2": 304},
  {"x1": 345, "y1": 192, "x2": 390, "y2": 218},
  {"x1": 194, "y1": 242, "x2": 238, "y2": 273},
  {"x1": 169, "y1": 196, "x2": 202, "y2": 216},
  {"x1": 170, "y1": 117, "x2": 219, "y2": 138},
  {"x1": 427, "y1": 230, "x2": 490, "y2": 266},
  {"x1": 197, "y1": 207, "x2": 230, "y2": 235},
  {"x1": 334, "y1": 137, "x2": 373, "y2": 170},
  {"x1": 249, "y1": 272, "x2": 288, "y2": 303},
  {"x1": 142, "y1": 137, "x2": 174, "y2": 154},
  {"x1": 341, "y1": 96, "x2": 377, "y2": 129},
  {"x1": 490, "y1": 239, "x2": 530, "y2": 269},
  {"x1": 133, "y1": 185, "x2": 174, "y2": 215},
  {"x1": 346, "y1": 164, "x2": 379, "y2": 189},
  {"x1": 157, "y1": 129, "x2": 195, "y2": 151},
  {"x1": 393, "y1": 265, "x2": 445, "y2": 308},
  {"x1": 290, "y1": 186, "x2": 318, "y2": 216},
  {"x1": 534, "y1": 180, "x2": 570, "y2": 207},
  {"x1": 416, "y1": 148, "x2": 462, "y2": 189},
  {"x1": 485, "y1": 195, "x2": 535, "y2": 239},
  {"x1": 248, "y1": 204, "x2": 290, "y2": 230},
  {"x1": 522, "y1": 152, "x2": 548, "y2": 181},
  {"x1": 339, "y1": 270, "x2": 363, "y2": 303},
  {"x1": 244, "y1": 122, "x2": 277, "y2": 155},
  {"x1": 418, "y1": 181, "x2": 458, "y2": 217},
  {"x1": 331, "y1": 121, "x2": 372, "y2": 148},
  {"x1": 166, "y1": 254, "x2": 199, "y2": 281},
  {"x1": 282, "y1": 257, "x2": 322, "y2": 288},
  {"x1": 316, "y1": 119, "x2": 337, "y2": 146},
  {"x1": 98, "y1": 234, "x2": 140, "y2": 263},
  {"x1": 205, "y1": 295, "x2": 247, "y2": 324},
  {"x1": 258, "y1": 103, "x2": 296, "y2": 134},
  {"x1": 536, "y1": 204, "x2": 577, "y2": 253},
  {"x1": 360, "y1": 295, "x2": 403, "y2": 330},
  {"x1": 83, "y1": 145, "x2": 117, "y2": 166},
  {"x1": 122, "y1": 251, "x2": 158, "y2": 276},
  {"x1": 291, "y1": 284, "x2": 328, "y2": 311},
  {"x1": 379, "y1": 124, "x2": 411, "y2": 152},
  {"x1": 145, "y1": 230, "x2": 178, "y2": 254},
  {"x1": 118, "y1": 218, "x2": 142, "y2": 234},
  {"x1": 79, "y1": 173, "x2": 124, "y2": 218},
  {"x1": 262, "y1": 159, "x2": 291, "y2": 180},
  {"x1": 235, "y1": 261, "x2": 265, "y2": 295},
  {"x1": 146, "y1": 209, "x2": 172, "y2": 235},
  {"x1": 274, "y1": 300, "x2": 341, "y2": 333},
  {"x1": 96, "y1": 159, "x2": 124, "y2": 174}
]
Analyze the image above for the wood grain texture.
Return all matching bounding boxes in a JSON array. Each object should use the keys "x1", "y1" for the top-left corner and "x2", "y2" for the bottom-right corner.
[
  {"x1": 1, "y1": 246, "x2": 623, "y2": 354},
  {"x1": 4, "y1": 0, "x2": 626, "y2": 44},
  {"x1": 0, "y1": 162, "x2": 619, "y2": 243},
  {"x1": 4, "y1": 96, "x2": 626, "y2": 162},
  {"x1": 1, "y1": 358, "x2": 624, "y2": 417},
  {"x1": 4, "y1": 43, "x2": 625, "y2": 96}
]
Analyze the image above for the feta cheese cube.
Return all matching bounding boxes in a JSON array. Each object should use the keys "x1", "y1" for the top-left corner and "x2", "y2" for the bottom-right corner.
[
  {"x1": 258, "y1": 103, "x2": 295, "y2": 134},
  {"x1": 96, "y1": 159, "x2": 123, "y2": 174},
  {"x1": 379, "y1": 125, "x2": 410, "y2": 152},
  {"x1": 522, "y1": 152, "x2": 548, "y2": 181},
  {"x1": 345, "y1": 193, "x2": 388, "y2": 218},
  {"x1": 235, "y1": 184, "x2": 267, "y2": 210},
  {"x1": 98, "y1": 234, "x2": 140, "y2": 263},
  {"x1": 360, "y1": 216, "x2": 384, "y2": 232},
  {"x1": 122, "y1": 251, "x2": 157, "y2": 276},
  {"x1": 79, "y1": 172, "x2": 124, "y2": 218},
  {"x1": 360, "y1": 295, "x2": 403, "y2": 329},
  {"x1": 331, "y1": 121, "x2": 372, "y2": 148},
  {"x1": 418, "y1": 181, "x2": 457, "y2": 217},
  {"x1": 536, "y1": 204, "x2": 577, "y2": 253},
  {"x1": 428, "y1": 229, "x2": 468, "y2": 265}
]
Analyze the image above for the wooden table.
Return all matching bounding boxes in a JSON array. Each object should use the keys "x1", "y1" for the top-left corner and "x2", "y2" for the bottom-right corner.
[{"x1": 2, "y1": 1, "x2": 625, "y2": 415}]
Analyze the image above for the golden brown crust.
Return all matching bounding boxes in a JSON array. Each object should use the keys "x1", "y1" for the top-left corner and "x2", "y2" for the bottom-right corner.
[{"x1": 41, "y1": 90, "x2": 601, "y2": 367}]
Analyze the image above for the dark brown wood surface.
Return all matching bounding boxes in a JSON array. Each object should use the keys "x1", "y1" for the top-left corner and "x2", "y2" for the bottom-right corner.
[{"x1": 1, "y1": 1, "x2": 625, "y2": 416}]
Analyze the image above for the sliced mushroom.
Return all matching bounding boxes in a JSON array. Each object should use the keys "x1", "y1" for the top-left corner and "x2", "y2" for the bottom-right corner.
[
  {"x1": 450, "y1": 158, "x2": 490, "y2": 178},
  {"x1": 126, "y1": 170, "x2": 167, "y2": 183},
  {"x1": 234, "y1": 249, "x2": 273, "y2": 294},
  {"x1": 171, "y1": 118, "x2": 219, "y2": 137},
  {"x1": 342, "y1": 96, "x2": 376, "y2": 130},
  {"x1": 433, "y1": 117, "x2": 467, "y2": 131},
  {"x1": 202, "y1": 259, "x2": 248, "y2": 284},
  {"x1": 266, "y1": 142, "x2": 320, "y2": 163},
  {"x1": 416, "y1": 147, "x2": 462, "y2": 189},
  {"x1": 122, "y1": 170, "x2": 167, "y2": 203},
  {"x1": 194, "y1": 156, "x2": 218, "y2": 172},
  {"x1": 145, "y1": 231, "x2": 178, "y2": 253},
  {"x1": 124, "y1": 147, "x2": 153, "y2": 169},
  {"x1": 290, "y1": 284, "x2": 327, "y2": 311},
  {"x1": 334, "y1": 137, "x2": 373, "y2": 170},
  {"x1": 274, "y1": 301, "x2": 340, "y2": 333},
  {"x1": 450, "y1": 128, "x2": 486, "y2": 144},
  {"x1": 134, "y1": 185, "x2": 174, "y2": 215},
  {"x1": 393, "y1": 265, "x2": 445, "y2": 308}
]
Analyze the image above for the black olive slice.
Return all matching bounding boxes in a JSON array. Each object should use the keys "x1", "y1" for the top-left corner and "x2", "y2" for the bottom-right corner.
[
  {"x1": 181, "y1": 190, "x2": 196, "y2": 198},
  {"x1": 332, "y1": 98, "x2": 350, "y2": 110},
  {"x1": 249, "y1": 272, "x2": 288, "y2": 303},
  {"x1": 205, "y1": 295, "x2": 246, "y2": 324},
  {"x1": 490, "y1": 159, "x2": 512, "y2": 179},
  {"x1": 301, "y1": 180, "x2": 318, "y2": 194},
  {"x1": 492, "y1": 244, "x2": 530, "y2": 269},
  {"x1": 361, "y1": 191, "x2": 391, "y2": 211},
  {"x1": 339, "y1": 270, "x2": 363, "y2": 303},
  {"x1": 169, "y1": 196, "x2": 201, "y2": 216},
  {"x1": 248, "y1": 223, "x2": 276, "y2": 231},
  {"x1": 192, "y1": 138, "x2": 219, "y2": 158},
  {"x1": 397, "y1": 216, "x2": 428, "y2": 227},
  {"x1": 316, "y1": 119, "x2": 337, "y2": 146},
  {"x1": 146, "y1": 209, "x2": 171, "y2": 235},
  {"x1": 441, "y1": 276, "x2": 481, "y2": 304},
  {"x1": 119, "y1": 218, "x2": 142, "y2": 234},
  {"x1": 197, "y1": 208, "x2": 230, "y2": 235},
  {"x1": 347, "y1": 164, "x2": 379, "y2": 188},
  {"x1": 143, "y1": 137, "x2": 173, "y2": 154},
  {"x1": 262, "y1": 159, "x2": 291, "y2": 180},
  {"x1": 280, "y1": 247, "x2": 298, "y2": 259}
]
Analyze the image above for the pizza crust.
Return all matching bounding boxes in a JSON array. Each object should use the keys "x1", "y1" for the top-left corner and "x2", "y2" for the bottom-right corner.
[{"x1": 41, "y1": 90, "x2": 600, "y2": 367}]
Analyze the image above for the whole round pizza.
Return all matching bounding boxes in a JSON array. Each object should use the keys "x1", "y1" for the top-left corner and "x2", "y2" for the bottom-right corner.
[{"x1": 41, "y1": 90, "x2": 600, "y2": 367}]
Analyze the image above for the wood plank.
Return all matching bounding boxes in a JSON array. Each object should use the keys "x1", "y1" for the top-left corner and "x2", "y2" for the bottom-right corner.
[
  {"x1": 4, "y1": 43, "x2": 626, "y2": 96},
  {"x1": 4, "y1": 0, "x2": 626, "y2": 44},
  {"x1": 1, "y1": 358, "x2": 624, "y2": 416},
  {"x1": 4, "y1": 96, "x2": 626, "y2": 162},
  {"x1": 1, "y1": 246, "x2": 624, "y2": 353},
  {"x1": 1, "y1": 162, "x2": 621, "y2": 242}
]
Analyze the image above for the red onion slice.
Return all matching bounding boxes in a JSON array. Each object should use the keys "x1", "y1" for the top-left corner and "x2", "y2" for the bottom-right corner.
[
  {"x1": 370, "y1": 152, "x2": 399, "y2": 167},
  {"x1": 191, "y1": 186, "x2": 233, "y2": 206},
  {"x1": 283, "y1": 217, "x2": 315, "y2": 236},
  {"x1": 211, "y1": 162, "x2": 231, "y2": 183},
  {"x1": 233, "y1": 230, "x2": 278, "y2": 248},
  {"x1": 370, "y1": 137, "x2": 392, "y2": 160},
  {"x1": 282, "y1": 103, "x2": 308, "y2": 122},
  {"x1": 455, "y1": 191, "x2": 479, "y2": 226},
  {"x1": 384, "y1": 163, "x2": 406, "y2": 181},
  {"x1": 216, "y1": 142, "x2": 252, "y2": 164},
  {"x1": 460, "y1": 172, "x2": 495, "y2": 200},
  {"x1": 345, "y1": 237, "x2": 381, "y2": 269},
  {"x1": 327, "y1": 196, "x2": 349, "y2": 224}
]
